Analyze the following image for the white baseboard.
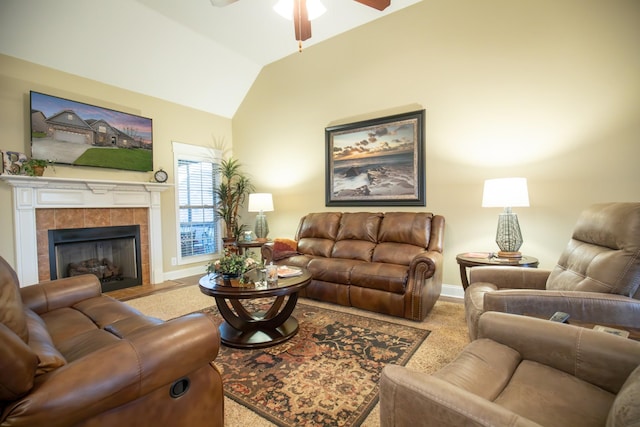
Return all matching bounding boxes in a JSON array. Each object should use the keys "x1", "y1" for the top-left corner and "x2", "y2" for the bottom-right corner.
[
  {"x1": 163, "y1": 265, "x2": 207, "y2": 282},
  {"x1": 441, "y1": 283, "x2": 464, "y2": 300}
]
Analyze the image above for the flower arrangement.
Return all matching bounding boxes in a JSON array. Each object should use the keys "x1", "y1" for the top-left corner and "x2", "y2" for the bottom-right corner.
[{"x1": 206, "y1": 248, "x2": 257, "y2": 278}]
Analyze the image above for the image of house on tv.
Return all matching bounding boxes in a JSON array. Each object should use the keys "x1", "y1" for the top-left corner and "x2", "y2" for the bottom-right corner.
[{"x1": 31, "y1": 109, "x2": 150, "y2": 149}]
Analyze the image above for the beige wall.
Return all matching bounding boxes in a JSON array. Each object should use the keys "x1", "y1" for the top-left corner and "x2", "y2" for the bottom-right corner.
[
  {"x1": 0, "y1": 54, "x2": 232, "y2": 274},
  {"x1": 1, "y1": 0, "x2": 638, "y2": 289},
  {"x1": 233, "y1": 0, "x2": 640, "y2": 287}
]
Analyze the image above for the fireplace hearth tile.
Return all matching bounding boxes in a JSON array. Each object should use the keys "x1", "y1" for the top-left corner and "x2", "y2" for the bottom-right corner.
[
  {"x1": 55, "y1": 208, "x2": 84, "y2": 229},
  {"x1": 84, "y1": 209, "x2": 111, "y2": 228}
]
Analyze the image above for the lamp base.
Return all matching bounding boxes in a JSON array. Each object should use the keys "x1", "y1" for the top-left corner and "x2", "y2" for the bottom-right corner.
[
  {"x1": 254, "y1": 212, "x2": 269, "y2": 241},
  {"x1": 497, "y1": 251, "x2": 522, "y2": 259}
]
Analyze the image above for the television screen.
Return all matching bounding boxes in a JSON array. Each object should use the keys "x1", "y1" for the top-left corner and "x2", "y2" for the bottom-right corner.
[{"x1": 30, "y1": 91, "x2": 153, "y2": 172}]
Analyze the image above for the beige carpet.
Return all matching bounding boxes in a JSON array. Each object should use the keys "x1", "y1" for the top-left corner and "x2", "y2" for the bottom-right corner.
[{"x1": 126, "y1": 285, "x2": 470, "y2": 427}]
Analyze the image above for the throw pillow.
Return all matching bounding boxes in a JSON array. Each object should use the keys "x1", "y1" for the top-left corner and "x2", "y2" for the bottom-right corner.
[{"x1": 272, "y1": 238, "x2": 300, "y2": 261}]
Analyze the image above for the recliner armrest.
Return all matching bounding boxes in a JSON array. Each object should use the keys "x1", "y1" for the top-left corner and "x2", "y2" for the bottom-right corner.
[
  {"x1": 2, "y1": 313, "x2": 221, "y2": 427},
  {"x1": 20, "y1": 274, "x2": 102, "y2": 314},
  {"x1": 478, "y1": 312, "x2": 640, "y2": 394},
  {"x1": 380, "y1": 365, "x2": 538, "y2": 427},
  {"x1": 469, "y1": 266, "x2": 550, "y2": 290},
  {"x1": 483, "y1": 289, "x2": 640, "y2": 328}
]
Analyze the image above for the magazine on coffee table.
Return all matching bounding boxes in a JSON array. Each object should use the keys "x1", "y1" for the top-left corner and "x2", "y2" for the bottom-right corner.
[{"x1": 278, "y1": 266, "x2": 303, "y2": 277}]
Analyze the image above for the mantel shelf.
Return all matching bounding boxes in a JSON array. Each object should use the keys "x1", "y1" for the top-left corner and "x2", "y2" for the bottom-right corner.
[{"x1": 0, "y1": 175, "x2": 172, "y2": 193}]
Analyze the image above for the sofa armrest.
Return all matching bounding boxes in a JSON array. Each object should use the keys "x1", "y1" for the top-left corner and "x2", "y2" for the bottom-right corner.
[
  {"x1": 403, "y1": 250, "x2": 443, "y2": 320},
  {"x1": 483, "y1": 289, "x2": 640, "y2": 328},
  {"x1": 20, "y1": 274, "x2": 102, "y2": 314},
  {"x1": 478, "y1": 312, "x2": 640, "y2": 394},
  {"x1": 261, "y1": 242, "x2": 274, "y2": 264},
  {"x1": 409, "y1": 250, "x2": 440, "y2": 279},
  {"x1": 2, "y1": 313, "x2": 220, "y2": 427},
  {"x1": 380, "y1": 365, "x2": 538, "y2": 427},
  {"x1": 469, "y1": 266, "x2": 550, "y2": 290}
]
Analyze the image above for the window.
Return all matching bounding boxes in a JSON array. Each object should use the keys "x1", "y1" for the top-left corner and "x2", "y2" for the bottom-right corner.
[{"x1": 173, "y1": 142, "x2": 222, "y2": 264}]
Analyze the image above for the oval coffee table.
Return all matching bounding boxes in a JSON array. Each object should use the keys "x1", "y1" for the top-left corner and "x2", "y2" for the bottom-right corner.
[{"x1": 199, "y1": 267, "x2": 311, "y2": 349}]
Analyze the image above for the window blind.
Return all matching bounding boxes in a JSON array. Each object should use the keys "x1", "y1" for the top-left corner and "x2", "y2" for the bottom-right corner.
[{"x1": 177, "y1": 159, "x2": 219, "y2": 258}]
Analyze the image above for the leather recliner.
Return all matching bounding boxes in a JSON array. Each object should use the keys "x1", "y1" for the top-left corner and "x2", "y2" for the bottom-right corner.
[
  {"x1": 0, "y1": 256, "x2": 224, "y2": 427},
  {"x1": 465, "y1": 202, "x2": 640, "y2": 340},
  {"x1": 380, "y1": 312, "x2": 640, "y2": 427}
]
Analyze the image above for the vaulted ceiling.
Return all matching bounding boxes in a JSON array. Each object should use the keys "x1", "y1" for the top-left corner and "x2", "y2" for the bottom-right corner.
[{"x1": 0, "y1": 0, "x2": 421, "y2": 118}]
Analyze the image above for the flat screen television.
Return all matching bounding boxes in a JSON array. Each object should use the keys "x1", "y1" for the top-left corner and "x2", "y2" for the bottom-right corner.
[{"x1": 30, "y1": 91, "x2": 153, "y2": 172}]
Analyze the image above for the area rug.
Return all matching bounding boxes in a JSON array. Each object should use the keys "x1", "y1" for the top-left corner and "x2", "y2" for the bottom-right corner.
[
  {"x1": 191, "y1": 301, "x2": 429, "y2": 427},
  {"x1": 124, "y1": 284, "x2": 469, "y2": 427}
]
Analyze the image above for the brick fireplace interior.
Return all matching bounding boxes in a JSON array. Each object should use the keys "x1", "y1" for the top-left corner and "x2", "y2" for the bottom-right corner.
[{"x1": 36, "y1": 208, "x2": 150, "y2": 286}]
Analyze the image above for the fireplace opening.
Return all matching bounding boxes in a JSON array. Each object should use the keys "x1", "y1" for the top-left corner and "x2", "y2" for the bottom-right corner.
[{"x1": 49, "y1": 225, "x2": 142, "y2": 292}]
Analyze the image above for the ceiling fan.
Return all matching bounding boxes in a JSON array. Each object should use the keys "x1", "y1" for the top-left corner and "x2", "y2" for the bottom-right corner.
[{"x1": 210, "y1": 0, "x2": 391, "y2": 51}]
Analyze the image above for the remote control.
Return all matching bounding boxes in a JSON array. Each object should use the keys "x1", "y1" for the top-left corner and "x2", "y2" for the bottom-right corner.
[{"x1": 549, "y1": 311, "x2": 570, "y2": 323}]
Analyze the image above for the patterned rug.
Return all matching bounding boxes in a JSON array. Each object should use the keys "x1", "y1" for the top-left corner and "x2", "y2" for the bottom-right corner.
[{"x1": 194, "y1": 301, "x2": 430, "y2": 427}]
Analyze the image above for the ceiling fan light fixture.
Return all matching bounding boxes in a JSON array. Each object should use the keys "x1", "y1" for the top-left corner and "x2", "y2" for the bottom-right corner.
[{"x1": 274, "y1": 0, "x2": 326, "y2": 21}]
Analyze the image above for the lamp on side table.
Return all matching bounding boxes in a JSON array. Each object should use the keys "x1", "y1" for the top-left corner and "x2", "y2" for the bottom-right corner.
[{"x1": 248, "y1": 193, "x2": 274, "y2": 242}]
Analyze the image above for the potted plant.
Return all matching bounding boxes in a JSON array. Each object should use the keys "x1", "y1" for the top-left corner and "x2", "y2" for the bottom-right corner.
[
  {"x1": 22, "y1": 158, "x2": 48, "y2": 176},
  {"x1": 206, "y1": 248, "x2": 257, "y2": 285},
  {"x1": 214, "y1": 158, "x2": 254, "y2": 242}
]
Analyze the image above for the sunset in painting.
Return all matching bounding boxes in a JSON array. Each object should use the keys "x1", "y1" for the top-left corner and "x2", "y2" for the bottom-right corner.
[{"x1": 328, "y1": 113, "x2": 423, "y2": 204}]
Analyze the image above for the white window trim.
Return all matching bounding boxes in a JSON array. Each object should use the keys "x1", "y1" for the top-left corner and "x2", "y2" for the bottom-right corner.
[{"x1": 172, "y1": 141, "x2": 222, "y2": 265}]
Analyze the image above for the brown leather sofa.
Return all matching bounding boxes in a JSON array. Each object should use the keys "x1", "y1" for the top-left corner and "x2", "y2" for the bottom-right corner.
[
  {"x1": 0, "y1": 256, "x2": 224, "y2": 427},
  {"x1": 465, "y1": 202, "x2": 640, "y2": 340},
  {"x1": 380, "y1": 312, "x2": 640, "y2": 427},
  {"x1": 262, "y1": 212, "x2": 445, "y2": 321}
]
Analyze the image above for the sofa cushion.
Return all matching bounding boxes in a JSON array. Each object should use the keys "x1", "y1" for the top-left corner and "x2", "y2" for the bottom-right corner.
[
  {"x1": 607, "y1": 365, "x2": 640, "y2": 427},
  {"x1": 378, "y1": 212, "x2": 432, "y2": 248},
  {"x1": 0, "y1": 322, "x2": 37, "y2": 401},
  {"x1": 336, "y1": 212, "x2": 381, "y2": 242},
  {"x1": 373, "y1": 242, "x2": 425, "y2": 266},
  {"x1": 350, "y1": 263, "x2": 407, "y2": 293},
  {"x1": 104, "y1": 315, "x2": 164, "y2": 338},
  {"x1": 298, "y1": 238, "x2": 335, "y2": 258},
  {"x1": 332, "y1": 240, "x2": 376, "y2": 262},
  {"x1": 297, "y1": 212, "x2": 342, "y2": 240},
  {"x1": 307, "y1": 258, "x2": 361, "y2": 284},
  {"x1": 0, "y1": 256, "x2": 28, "y2": 343},
  {"x1": 24, "y1": 308, "x2": 66, "y2": 375}
]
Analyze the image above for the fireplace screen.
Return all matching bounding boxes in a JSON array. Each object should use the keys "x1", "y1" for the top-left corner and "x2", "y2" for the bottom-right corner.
[{"x1": 49, "y1": 225, "x2": 142, "y2": 292}]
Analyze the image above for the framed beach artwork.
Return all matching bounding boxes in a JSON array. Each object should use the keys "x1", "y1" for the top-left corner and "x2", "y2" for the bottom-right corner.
[{"x1": 325, "y1": 110, "x2": 425, "y2": 206}]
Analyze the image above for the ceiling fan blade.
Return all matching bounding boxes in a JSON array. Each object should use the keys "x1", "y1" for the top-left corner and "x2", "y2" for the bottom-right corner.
[
  {"x1": 353, "y1": 0, "x2": 391, "y2": 11},
  {"x1": 293, "y1": 0, "x2": 312, "y2": 42},
  {"x1": 209, "y1": 0, "x2": 238, "y2": 6}
]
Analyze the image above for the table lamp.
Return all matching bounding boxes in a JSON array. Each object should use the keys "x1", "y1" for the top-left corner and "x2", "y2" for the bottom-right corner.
[
  {"x1": 248, "y1": 193, "x2": 274, "y2": 242},
  {"x1": 482, "y1": 177, "x2": 530, "y2": 259}
]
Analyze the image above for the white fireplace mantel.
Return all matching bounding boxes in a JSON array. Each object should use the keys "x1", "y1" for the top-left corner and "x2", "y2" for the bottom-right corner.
[{"x1": 1, "y1": 175, "x2": 171, "y2": 287}]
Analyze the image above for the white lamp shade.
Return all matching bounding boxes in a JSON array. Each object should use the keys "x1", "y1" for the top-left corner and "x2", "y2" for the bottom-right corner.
[
  {"x1": 248, "y1": 193, "x2": 274, "y2": 212},
  {"x1": 273, "y1": 0, "x2": 326, "y2": 20},
  {"x1": 482, "y1": 178, "x2": 530, "y2": 208}
]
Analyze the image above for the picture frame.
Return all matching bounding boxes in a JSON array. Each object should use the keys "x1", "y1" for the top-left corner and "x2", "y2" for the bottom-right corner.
[
  {"x1": 325, "y1": 109, "x2": 425, "y2": 207},
  {"x1": 29, "y1": 91, "x2": 153, "y2": 172}
]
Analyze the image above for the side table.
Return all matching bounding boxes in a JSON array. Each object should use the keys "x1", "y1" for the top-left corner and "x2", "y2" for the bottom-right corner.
[
  {"x1": 236, "y1": 240, "x2": 267, "y2": 261},
  {"x1": 456, "y1": 252, "x2": 539, "y2": 290}
]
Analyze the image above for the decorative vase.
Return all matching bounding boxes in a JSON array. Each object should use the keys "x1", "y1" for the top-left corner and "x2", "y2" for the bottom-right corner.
[
  {"x1": 222, "y1": 272, "x2": 241, "y2": 287},
  {"x1": 32, "y1": 165, "x2": 45, "y2": 176},
  {"x1": 222, "y1": 237, "x2": 238, "y2": 254}
]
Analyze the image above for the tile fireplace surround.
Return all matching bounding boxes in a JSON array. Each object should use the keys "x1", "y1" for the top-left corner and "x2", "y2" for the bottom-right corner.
[{"x1": 0, "y1": 175, "x2": 170, "y2": 287}]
